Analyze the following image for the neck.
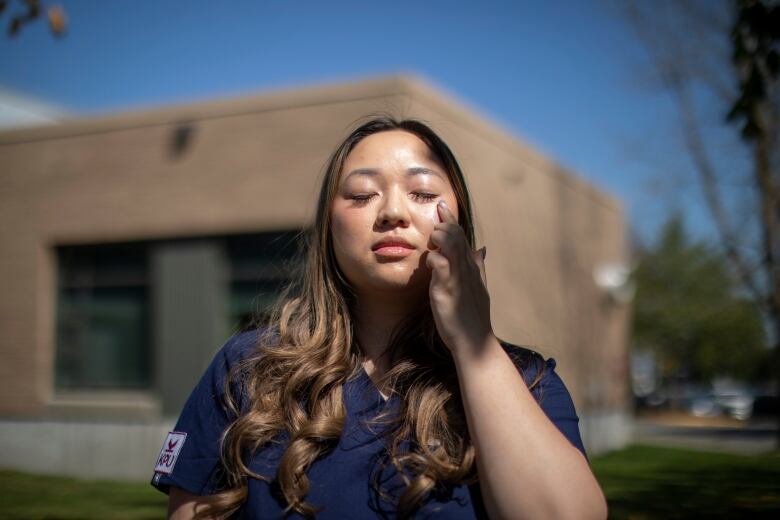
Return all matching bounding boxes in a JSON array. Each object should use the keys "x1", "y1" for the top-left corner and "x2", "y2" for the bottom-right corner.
[{"x1": 353, "y1": 289, "x2": 425, "y2": 378}]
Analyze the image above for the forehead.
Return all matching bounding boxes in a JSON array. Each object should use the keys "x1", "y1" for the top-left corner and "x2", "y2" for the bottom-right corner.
[{"x1": 342, "y1": 130, "x2": 442, "y2": 170}]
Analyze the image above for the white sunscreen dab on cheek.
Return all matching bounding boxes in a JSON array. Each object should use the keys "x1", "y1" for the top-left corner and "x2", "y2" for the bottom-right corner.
[
  {"x1": 429, "y1": 208, "x2": 438, "y2": 226},
  {"x1": 423, "y1": 202, "x2": 440, "y2": 251},
  {"x1": 429, "y1": 200, "x2": 442, "y2": 225}
]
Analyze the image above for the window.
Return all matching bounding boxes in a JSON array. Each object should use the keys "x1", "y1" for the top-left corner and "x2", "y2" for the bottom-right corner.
[
  {"x1": 227, "y1": 232, "x2": 301, "y2": 331},
  {"x1": 54, "y1": 231, "x2": 301, "y2": 392},
  {"x1": 56, "y1": 242, "x2": 150, "y2": 389}
]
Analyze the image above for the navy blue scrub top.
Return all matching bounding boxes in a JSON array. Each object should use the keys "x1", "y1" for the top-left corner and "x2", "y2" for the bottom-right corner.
[{"x1": 151, "y1": 330, "x2": 586, "y2": 519}]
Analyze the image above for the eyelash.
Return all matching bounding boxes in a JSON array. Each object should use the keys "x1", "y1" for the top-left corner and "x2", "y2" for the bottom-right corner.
[
  {"x1": 350, "y1": 193, "x2": 438, "y2": 206},
  {"x1": 350, "y1": 194, "x2": 375, "y2": 205},
  {"x1": 412, "y1": 192, "x2": 438, "y2": 203}
]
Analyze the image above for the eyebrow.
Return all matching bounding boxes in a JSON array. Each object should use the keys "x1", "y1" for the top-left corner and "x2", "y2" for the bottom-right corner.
[{"x1": 344, "y1": 167, "x2": 445, "y2": 180}]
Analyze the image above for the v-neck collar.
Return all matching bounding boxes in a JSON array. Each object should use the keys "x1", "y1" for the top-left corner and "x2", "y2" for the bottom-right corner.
[
  {"x1": 338, "y1": 367, "x2": 400, "y2": 451},
  {"x1": 346, "y1": 366, "x2": 398, "y2": 416}
]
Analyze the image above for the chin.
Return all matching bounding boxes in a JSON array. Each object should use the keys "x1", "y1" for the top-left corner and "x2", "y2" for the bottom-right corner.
[
  {"x1": 338, "y1": 254, "x2": 432, "y2": 296},
  {"x1": 366, "y1": 267, "x2": 431, "y2": 294},
  {"x1": 367, "y1": 274, "x2": 418, "y2": 292}
]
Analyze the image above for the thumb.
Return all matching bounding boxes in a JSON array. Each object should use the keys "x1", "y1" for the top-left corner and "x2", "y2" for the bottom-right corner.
[{"x1": 472, "y1": 247, "x2": 487, "y2": 286}]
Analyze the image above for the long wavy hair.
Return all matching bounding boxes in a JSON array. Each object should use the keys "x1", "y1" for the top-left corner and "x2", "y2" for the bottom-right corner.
[{"x1": 199, "y1": 117, "x2": 536, "y2": 519}]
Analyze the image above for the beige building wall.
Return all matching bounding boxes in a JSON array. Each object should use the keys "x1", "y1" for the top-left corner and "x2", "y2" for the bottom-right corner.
[{"x1": 0, "y1": 76, "x2": 631, "y2": 469}]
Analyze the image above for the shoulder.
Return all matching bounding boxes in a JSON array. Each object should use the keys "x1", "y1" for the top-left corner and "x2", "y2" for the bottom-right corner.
[
  {"x1": 498, "y1": 340, "x2": 551, "y2": 388},
  {"x1": 215, "y1": 328, "x2": 265, "y2": 367},
  {"x1": 499, "y1": 339, "x2": 587, "y2": 456},
  {"x1": 497, "y1": 340, "x2": 569, "y2": 404},
  {"x1": 198, "y1": 328, "x2": 267, "y2": 402},
  {"x1": 150, "y1": 330, "x2": 267, "y2": 495}
]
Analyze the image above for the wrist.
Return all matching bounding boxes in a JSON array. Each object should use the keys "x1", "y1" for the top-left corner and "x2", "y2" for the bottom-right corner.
[{"x1": 450, "y1": 332, "x2": 504, "y2": 369}]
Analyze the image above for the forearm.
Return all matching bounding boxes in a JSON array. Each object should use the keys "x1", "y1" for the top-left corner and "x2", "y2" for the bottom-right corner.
[{"x1": 453, "y1": 336, "x2": 607, "y2": 520}]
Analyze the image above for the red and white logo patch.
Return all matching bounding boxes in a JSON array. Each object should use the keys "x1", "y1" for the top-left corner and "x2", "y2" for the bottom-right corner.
[{"x1": 154, "y1": 431, "x2": 187, "y2": 475}]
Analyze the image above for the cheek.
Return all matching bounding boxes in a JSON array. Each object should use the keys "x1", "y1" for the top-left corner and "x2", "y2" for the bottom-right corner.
[
  {"x1": 414, "y1": 197, "x2": 459, "y2": 240},
  {"x1": 421, "y1": 204, "x2": 440, "y2": 230},
  {"x1": 330, "y1": 208, "x2": 369, "y2": 250},
  {"x1": 412, "y1": 203, "x2": 441, "y2": 248}
]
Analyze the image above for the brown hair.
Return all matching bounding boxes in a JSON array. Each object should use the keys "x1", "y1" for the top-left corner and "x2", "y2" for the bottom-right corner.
[{"x1": 199, "y1": 117, "x2": 530, "y2": 518}]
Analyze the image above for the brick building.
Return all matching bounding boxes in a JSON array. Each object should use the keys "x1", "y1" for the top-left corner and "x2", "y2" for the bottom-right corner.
[{"x1": 0, "y1": 76, "x2": 631, "y2": 479}]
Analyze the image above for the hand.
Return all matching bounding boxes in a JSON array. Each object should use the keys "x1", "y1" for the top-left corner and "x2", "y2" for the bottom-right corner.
[{"x1": 426, "y1": 200, "x2": 493, "y2": 357}]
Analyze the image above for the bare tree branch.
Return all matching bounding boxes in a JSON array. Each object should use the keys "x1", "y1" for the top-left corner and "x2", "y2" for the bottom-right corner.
[
  {"x1": 621, "y1": 0, "x2": 780, "y2": 444},
  {"x1": 671, "y1": 76, "x2": 769, "y2": 305}
]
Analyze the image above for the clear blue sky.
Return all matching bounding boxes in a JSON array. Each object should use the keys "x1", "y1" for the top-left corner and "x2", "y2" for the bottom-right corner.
[{"x1": 0, "y1": 0, "x2": 716, "y2": 244}]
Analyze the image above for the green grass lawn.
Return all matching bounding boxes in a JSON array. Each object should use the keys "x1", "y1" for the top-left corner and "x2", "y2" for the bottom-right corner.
[
  {"x1": 1, "y1": 444, "x2": 778, "y2": 519},
  {"x1": 591, "y1": 444, "x2": 780, "y2": 519},
  {"x1": 0, "y1": 470, "x2": 166, "y2": 520}
]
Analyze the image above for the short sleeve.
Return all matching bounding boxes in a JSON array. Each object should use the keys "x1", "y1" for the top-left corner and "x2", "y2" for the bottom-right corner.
[
  {"x1": 500, "y1": 343, "x2": 587, "y2": 458},
  {"x1": 533, "y1": 358, "x2": 587, "y2": 458},
  {"x1": 150, "y1": 330, "x2": 259, "y2": 496}
]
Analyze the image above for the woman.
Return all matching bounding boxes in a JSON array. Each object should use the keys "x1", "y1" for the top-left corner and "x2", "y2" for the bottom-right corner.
[{"x1": 152, "y1": 117, "x2": 607, "y2": 519}]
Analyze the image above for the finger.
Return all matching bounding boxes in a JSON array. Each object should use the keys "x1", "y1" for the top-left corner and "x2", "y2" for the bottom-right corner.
[
  {"x1": 429, "y1": 225, "x2": 462, "y2": 252},
  {"x1": 430, "y1": 227, "x2": 470, "y2": 276},
  {"x1": 426, "y1": 249, "x2": 450, "y2": 284},
  {"x1": 472, "y1": 246, "x2": 487, "y2": 286},
  {"x1": 436, "y1": 224, "x2": 472, "y2": 274},
  {"x1": 437, "y1": 200, "x2": 458, "y2": 225}
]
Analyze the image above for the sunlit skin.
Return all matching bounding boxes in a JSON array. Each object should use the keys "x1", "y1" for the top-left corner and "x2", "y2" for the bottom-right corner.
[
  {"x1": 330, "y1": 130, "x2": 460, "y2": 300},
  {"x1": 330, "y1": 130, "x2": 479, "y2": 373}
]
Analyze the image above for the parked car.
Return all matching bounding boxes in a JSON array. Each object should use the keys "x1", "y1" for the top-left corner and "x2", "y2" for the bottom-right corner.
[{"x1": 688, "y1": 391, "x2": 754, "y2": 421}]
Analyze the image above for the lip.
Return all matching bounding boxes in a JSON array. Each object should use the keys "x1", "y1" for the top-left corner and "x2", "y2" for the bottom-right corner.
[
  {"x1": 371, "y1": 237, "x2": 415, "y2": 251},
  {"x1": 372, "y1": 237, "x2": 416, "y2": 258}
]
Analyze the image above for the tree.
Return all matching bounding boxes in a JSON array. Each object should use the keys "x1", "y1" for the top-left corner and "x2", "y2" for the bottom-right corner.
[
  {"x1": 0, "y1": 0, "x2": 66, "y2": 37},
  {"x1": 633, "y1": 213, "x2": 767, "y2": 384},
  {"x1": 622, "y1": 0, "x2": 779, "y2": 433}
]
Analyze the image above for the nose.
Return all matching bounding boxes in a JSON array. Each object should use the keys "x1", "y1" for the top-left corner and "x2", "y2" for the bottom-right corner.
[{"x1": 375, "y1": 187, "x2": 410, "y2": 228}]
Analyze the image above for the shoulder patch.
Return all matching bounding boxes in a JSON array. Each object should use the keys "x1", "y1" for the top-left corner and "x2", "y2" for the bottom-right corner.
[{"x1": 154, "y1": 431, "x2": 187, "y2": 475}]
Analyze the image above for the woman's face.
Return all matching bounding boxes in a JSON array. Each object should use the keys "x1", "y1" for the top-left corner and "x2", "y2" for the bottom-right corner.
[{"x1": 330, "y1": 130, "x2": 459, "y2": 296}]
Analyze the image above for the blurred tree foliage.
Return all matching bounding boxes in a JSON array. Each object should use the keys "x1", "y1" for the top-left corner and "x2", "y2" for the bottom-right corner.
[
  {"x1": 633, "y1": 213, "x2": 769, "y2": 383},
  {"x1": 623, "y1": 2, "x2": 780, "y2": 445},
  {"x1": 0, "y1": 0, "x2": 66, "y2": 37}
]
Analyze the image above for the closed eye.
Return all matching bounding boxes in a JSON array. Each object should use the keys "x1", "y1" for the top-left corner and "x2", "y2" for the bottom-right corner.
[
  {"x1": 411, "y1": 192, "x2": 438, "y2": 203},
  {"x1": 349, "y1": 194, "x2": 377, "y2": 206}
]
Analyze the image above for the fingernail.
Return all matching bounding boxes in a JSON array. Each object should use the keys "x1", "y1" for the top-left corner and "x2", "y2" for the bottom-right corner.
[
  {"x1": 438, "y1": 200, "x2": 447, "y2": 209},
  {"x1": 480, "y1": 247, "x2": 487, "y2": 260}
]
